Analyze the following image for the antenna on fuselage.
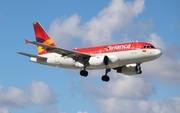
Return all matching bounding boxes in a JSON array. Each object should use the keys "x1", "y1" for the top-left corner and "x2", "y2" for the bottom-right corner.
[{"x1": 136, "y1": 40, "x2": 138, "y2": 49}]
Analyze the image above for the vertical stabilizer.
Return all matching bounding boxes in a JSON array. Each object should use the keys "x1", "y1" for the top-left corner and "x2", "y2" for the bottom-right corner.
[{"x1": 33, "y1": 22, "x2": 56, "y2": 55}]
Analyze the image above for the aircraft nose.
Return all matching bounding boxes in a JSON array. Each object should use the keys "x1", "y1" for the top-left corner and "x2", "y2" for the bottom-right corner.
[{"x1": 154, "y1": 49, "x2": 162, "y2": 58}]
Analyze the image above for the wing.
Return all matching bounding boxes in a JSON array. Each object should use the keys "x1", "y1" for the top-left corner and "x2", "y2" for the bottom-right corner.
[
  {"x1": 17, "y1": 52, "x2": 47, "y2": 60},
  {"x1": 27, "y1": 40, "x2": 91, "y2": 64}
]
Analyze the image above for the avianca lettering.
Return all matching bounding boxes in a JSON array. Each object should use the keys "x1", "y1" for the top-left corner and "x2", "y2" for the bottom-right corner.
[
  {"x1": 85, "y1": 44, "x2": 132, "y2": 54},
  {"x1": 105, "y1": 44, "x2": 131, "y2": 52}
]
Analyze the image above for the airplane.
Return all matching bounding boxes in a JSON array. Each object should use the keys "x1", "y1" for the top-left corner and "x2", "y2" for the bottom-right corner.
[{"x1": 18, "y1": 22, "x2": 162, "y2": 82}]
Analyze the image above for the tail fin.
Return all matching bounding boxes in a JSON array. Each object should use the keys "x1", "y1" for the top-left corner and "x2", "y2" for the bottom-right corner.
[{"x1": 33, "y1": 22, "x2": 56, "y2": 55}]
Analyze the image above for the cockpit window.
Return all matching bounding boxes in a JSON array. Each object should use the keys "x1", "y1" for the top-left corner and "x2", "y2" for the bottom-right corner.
[
  {"x1": 144, "y1": 45, "x2": 155, "y2": 49},
  {"x1": 151, "y1": 46, "x2": 155, "y2": 48}
]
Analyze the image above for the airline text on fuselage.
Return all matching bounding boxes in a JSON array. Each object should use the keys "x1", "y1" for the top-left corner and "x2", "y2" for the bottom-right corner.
[{"x1": 85, "y1": 44, "x2": 132, "y2": 54}]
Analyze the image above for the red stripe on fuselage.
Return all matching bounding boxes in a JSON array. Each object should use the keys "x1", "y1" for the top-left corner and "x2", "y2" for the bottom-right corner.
[{"x1": 74, "y1": 42, "x2": 155, "y2": 54}]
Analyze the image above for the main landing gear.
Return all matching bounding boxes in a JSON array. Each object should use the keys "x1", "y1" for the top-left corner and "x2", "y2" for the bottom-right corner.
[
  {"x1": 80, "y1": 69, "x2": 111, "y2": 82},
  {"x1": 80, "y1": 64, "x2": 88, "y2": 77},
  {"x1": 80, "y1": 56, "x2": 111, "y2": 82},
  {"x1": 101, "y1": 69, "x2": 111, "y2": 82},
  {"x1": 80, "y1": 70, "x2": 88, "y2": 77},
  {"x1": 136, "y1": 63, "x2": 142, "y2": 74}
]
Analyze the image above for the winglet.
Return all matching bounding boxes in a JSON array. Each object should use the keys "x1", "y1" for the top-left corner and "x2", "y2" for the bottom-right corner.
[{"x1": 25, "y1": 39, "x2": 29, "y2": 44}]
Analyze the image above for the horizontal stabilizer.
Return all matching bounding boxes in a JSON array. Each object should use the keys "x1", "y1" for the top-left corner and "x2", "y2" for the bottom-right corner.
[{"x1": 17, "y1": 52, "x2": 47, "y2": 60}]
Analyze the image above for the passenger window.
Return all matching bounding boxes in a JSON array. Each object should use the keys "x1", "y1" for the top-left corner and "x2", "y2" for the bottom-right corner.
[
  {"x1": 147, "y1": 46, "x2": 150, "y2": 48},
  {"x1": 144, "y1": 46, "x2": 147, "y2": 48},
  {"x1": 151, "y1": 46, "x2": 155, "y2": 48}
]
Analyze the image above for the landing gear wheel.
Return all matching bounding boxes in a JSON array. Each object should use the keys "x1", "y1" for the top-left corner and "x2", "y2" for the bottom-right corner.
[
  {"x1": 136, "y1": 64, "x2": 142, "y2": 74},
  {"x1": 101, "y1": 75, "x2": 110, "y2": 82},
  {"x1": 80, "y1": 70, "x2": 88, "y2": 77},
  {"x1": 136, "y1": 70, "x2": 142, "y2": 74}
]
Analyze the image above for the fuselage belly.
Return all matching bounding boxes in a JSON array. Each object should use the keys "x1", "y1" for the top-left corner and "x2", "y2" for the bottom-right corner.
[{"x1": 31, "y1": 48, "x2": 161, "y2": 70}]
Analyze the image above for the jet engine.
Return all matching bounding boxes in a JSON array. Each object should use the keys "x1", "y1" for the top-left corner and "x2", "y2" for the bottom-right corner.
[
  {"x1": 88, "y1": 55, "x2": 119, "y2": 67},
  {"x1": 88, "y1": 56, "x2": 109, "y2": 66},
  {"x1": 116, "y1": 64, "x2": 142, "y2": 75}
]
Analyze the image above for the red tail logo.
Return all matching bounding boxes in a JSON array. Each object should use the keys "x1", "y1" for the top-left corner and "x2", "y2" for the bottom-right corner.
[{"x1": 33, "y1": 22, "x2": 56, "y2": 55}]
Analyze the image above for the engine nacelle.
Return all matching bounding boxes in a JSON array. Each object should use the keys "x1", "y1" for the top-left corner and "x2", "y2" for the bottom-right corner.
[
  {"x1": 89, "y1": 56, "x2": 108, "y2": 66},
  {"x1": 88, "y1": 55, "x2": 119, "y2": 67},
  {"x1": 117, "y1": 64, "x2": 140, "y2": 75}
]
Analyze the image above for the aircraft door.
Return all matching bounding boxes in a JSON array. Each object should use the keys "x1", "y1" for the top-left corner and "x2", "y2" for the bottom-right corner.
[{"x1": 131, "y1": 42, "x2": 138, "y2": 54}]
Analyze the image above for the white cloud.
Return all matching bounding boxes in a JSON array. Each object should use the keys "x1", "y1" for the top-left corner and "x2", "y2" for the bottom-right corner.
[
  {"x1": 105, "y1": 76, "x2": 155, "y2": 99},
  {"x1": 147, "y1": 33, "x2": 166, "y2": 50},
  {"x1": 49, "y1": 14, "x2": 81, "y2": 48},
  {"x1": 142, "y1": 33, "x2": 180, "y2": 83},
  {"x1": 142, "y1": 53, "x2": 180, "y2": 83},
  {"x1": 93, "y1": 96, "x2": 180, "y2": 113},
  {"x1": 79, "y1": 75, "x2": 180, "y2": 113},
  {"x1": 0, "y1": 81, "x2": 57, "y2": 112},
  {"x1": 49, "y1": 0, "x2": 145, "y2": 47},
  {"x1": 82, "y1": 75, "x2": 155, "y2": 99},
  {"x1": 30, "y1": 81, "x2": 57, "y2": 106},
  {"x1": 0, "y1": 107, "x2": 10, "y2": 113},
  {"x1": 0, "y1": 85, "x2": 29, "y2": 107}
]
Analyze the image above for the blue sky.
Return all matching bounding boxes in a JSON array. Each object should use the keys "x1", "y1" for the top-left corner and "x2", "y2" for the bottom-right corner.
[{"x1": 0, "y1": 0, "x2": 180, "y2": 113}]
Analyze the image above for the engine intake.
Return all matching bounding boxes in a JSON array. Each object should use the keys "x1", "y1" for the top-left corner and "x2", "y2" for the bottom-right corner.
[{"x1": 103, "y1": 56, "x2": 109, "y2": 65}]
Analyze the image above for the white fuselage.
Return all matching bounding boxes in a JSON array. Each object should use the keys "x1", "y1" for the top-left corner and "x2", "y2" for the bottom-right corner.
[{"x1": 30, "y1": 48, "x2": 162, "y2": 70}]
